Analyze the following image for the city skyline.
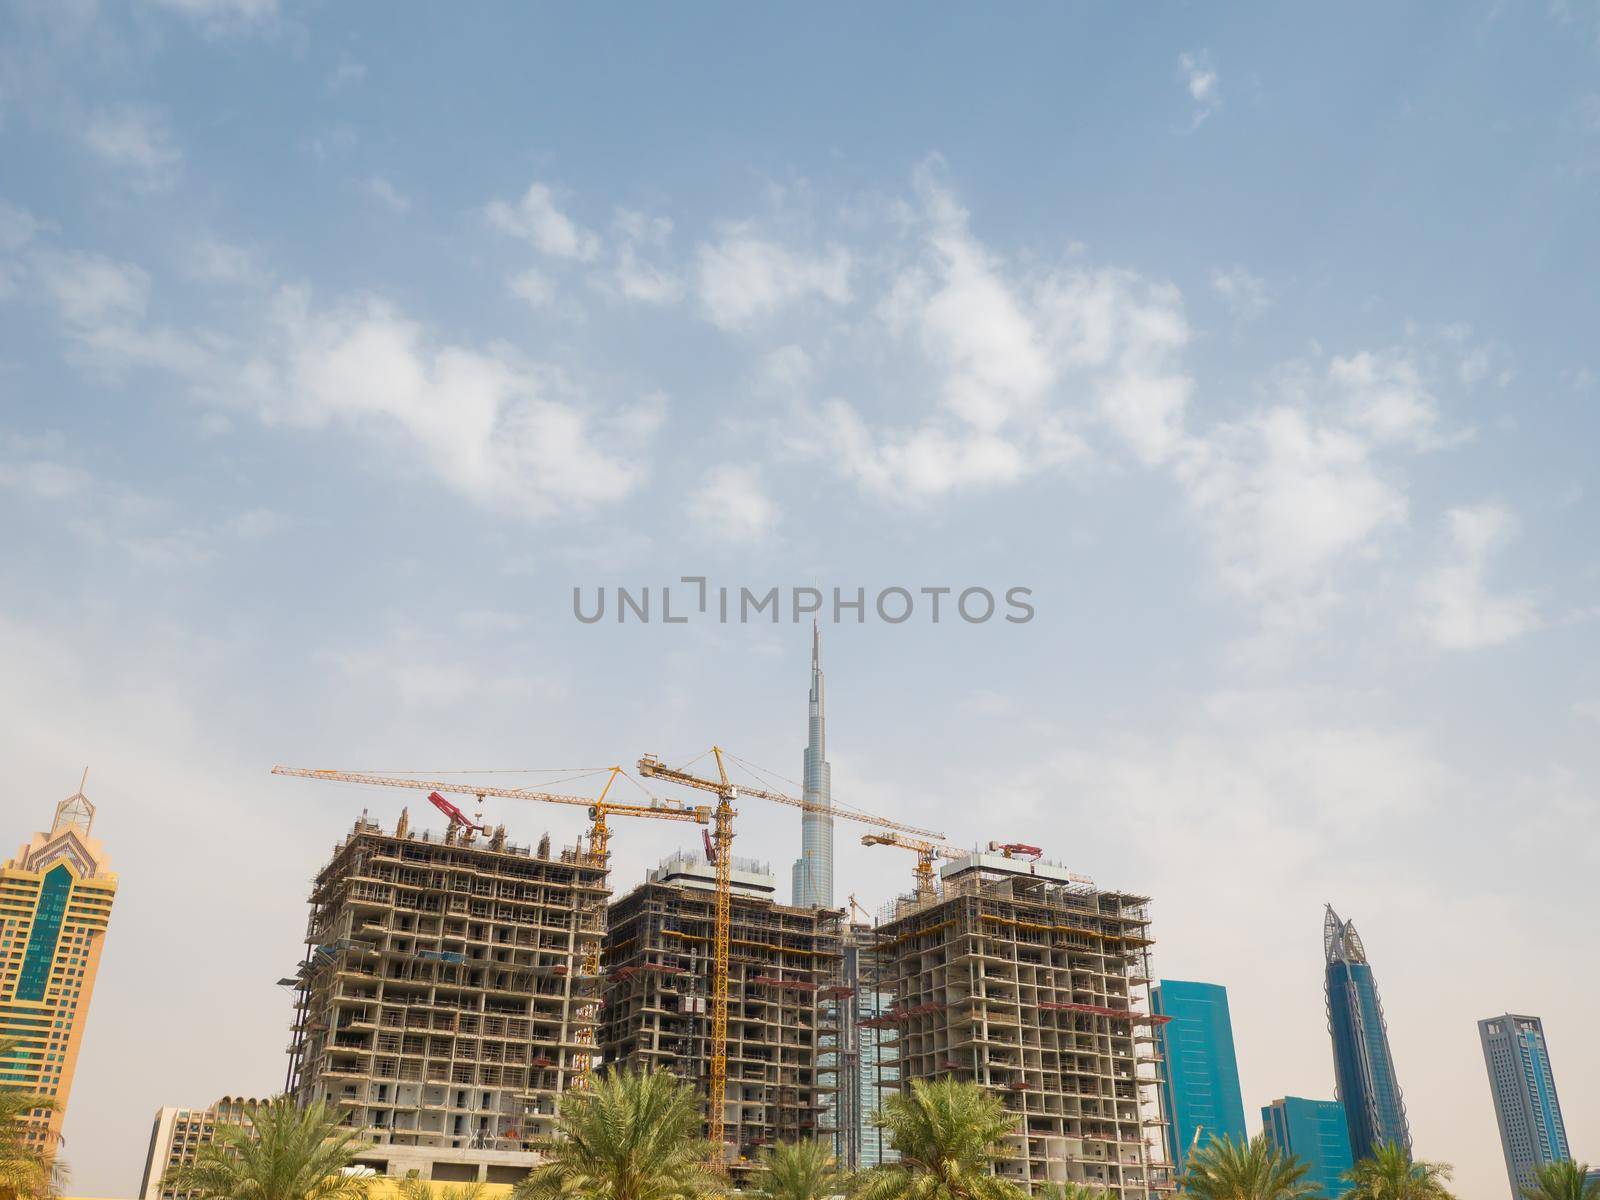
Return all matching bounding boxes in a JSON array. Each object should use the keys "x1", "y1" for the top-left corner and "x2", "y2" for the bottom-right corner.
[{"x1": 2, "y1": 4, "x2": 1597, "y2": 1195}]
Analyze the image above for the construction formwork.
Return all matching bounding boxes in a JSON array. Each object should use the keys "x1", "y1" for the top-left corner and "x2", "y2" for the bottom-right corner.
[
  {"x1": 286, "y1": 813, "x2": 608, "y2": 1153},
  {"x1": 599, "y1": 854, "x2": 845, "y2": 1178},
  {"x1": 872, "y1": 853, "x2": 1174, "y2": 1197}
]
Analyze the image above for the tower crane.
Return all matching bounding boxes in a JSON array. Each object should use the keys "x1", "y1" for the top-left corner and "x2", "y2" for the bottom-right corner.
[
  {"x1": 859, "y1": 831, "x2": 966, "y2": 899},
  {"x1": 269, "y1": 764, "x2": 711, "y2": 1081},
  {"x1": 635, "y1": 747, "x2": 943, "y2": 1162},
  {"x1": 270, "y1": 765, "x2": 710, "y2": 870}
]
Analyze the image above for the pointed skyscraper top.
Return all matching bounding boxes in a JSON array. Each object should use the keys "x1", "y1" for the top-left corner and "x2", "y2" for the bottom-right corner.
[
  {"x1": 1324, "y1": 905, "x2": 1368, "y2": 965},
  {"x1": 52, "y1": 769, "x2": 95, "y2": 837},
  {"x1": 792, "y1": 625, "x2": 833, "y2": 908}
]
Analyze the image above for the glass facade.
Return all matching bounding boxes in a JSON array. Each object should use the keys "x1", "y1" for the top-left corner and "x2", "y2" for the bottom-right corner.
[
  {"x1": 1153, "y1": 980, "x2": 1247, "y2": 1168},
  {"x1": 1324, "y1": 908, "x2": 1409, "y2": 1161},
  {"x1": 17, "y1": 865, "x2": 72, "y2": 1002},
  {"x1": 1262, "y1": 1097, "x2": 1355, "y2": 1200},
  {"x1": 1480, "y1": 1014, "x2": 1571, "y2": 1199}
]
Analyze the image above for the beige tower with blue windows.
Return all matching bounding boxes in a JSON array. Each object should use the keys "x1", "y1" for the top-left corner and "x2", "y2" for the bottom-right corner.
[{"x1": 0, "y1": 778, "x2": 117, "y2": 1155}]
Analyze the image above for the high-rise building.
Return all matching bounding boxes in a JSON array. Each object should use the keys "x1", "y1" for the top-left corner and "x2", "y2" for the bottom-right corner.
[
  {"x1": 1479, "y1": 1013, "x2": 1571, "y2": 1199},
  {"x1": 1324, "y1": 906, "x2": 1409, "y2": 1161},
  {"x1": 600, "y1": 851, "x2": 844, "y2": 1178},
  {"x1": 0, "y1": 778, "x2": 117, "y2": 1154},
  {"x1": 874, "y1": 851, "x2": 1170, "y2": 1196},
  {"x1": 138, "y1": 1096, "x2": 263, "y2": 1200},
  {"x1": 1261, "y1": 1097, "x2": 1355, "y2": 1200},
  {"x1": 819, "y1": 923, "x2": 898, "y2": 1170},
  {"x1": 286, "y1": 809, "x2": 606, "y2": 1175},
  {"x1": 1152, "y1": 980, "x2": 1246, "y2": 1167},
  {"x1": 790, "y1": 624, "x2": 833, "y2": 909}
]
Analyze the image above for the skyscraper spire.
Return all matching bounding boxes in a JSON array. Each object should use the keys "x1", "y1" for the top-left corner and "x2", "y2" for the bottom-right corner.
[
  {"x1": 1324, "y1": 905, "x2": 1410, "y2": 1161},
  {"x1": 791, "y1": 621, "x2": 834, "y2": 908}
]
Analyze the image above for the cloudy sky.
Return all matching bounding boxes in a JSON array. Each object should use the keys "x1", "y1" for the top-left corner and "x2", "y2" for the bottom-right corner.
[{"x1": 3, "y1": 2, "x2": 1598, "y2": 1195}]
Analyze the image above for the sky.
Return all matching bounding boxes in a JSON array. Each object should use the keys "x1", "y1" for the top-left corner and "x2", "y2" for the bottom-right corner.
[{"x1": 1, "y1": 1, "x2": 1598, "y2": 1195}]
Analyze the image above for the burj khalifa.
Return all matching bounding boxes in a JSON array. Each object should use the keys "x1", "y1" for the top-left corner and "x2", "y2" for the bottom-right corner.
[{"x1": 790, "y1": 623, "x2": 834, "y2": 908}]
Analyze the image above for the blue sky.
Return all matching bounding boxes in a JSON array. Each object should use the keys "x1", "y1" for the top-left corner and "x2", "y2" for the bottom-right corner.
[{"x1": 2, "y1": 2, "x2": 1598, "y2": 1194}]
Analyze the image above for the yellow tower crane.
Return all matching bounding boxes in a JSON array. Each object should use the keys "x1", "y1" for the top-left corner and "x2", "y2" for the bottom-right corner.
[
  {"x1": 859, "y1": 831, "x2": 966, "y2": 899},
  {"x1": 269, "y1": 764, "x2": 711, "y2": 1081},
  {"x1": 635, "y1": 747, "x2": 944, "y2": 1163}
]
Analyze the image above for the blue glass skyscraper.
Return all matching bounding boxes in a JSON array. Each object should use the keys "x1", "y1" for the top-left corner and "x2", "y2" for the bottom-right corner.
[
  {"x1": 790, "y1": 623, "x2": 834, "y2": 908},
  {"x1": 1479, "y1": 1013, "x2": 1571, "y2": 1199},
  {"x1": 1262, "y1": 1097, "x2": 1355, "y2": 1200},
  {"x1": 1324, "y1": 906, "x2": 1410, "y2": 1161},
  {"x1": 1152, "y1": 980, "x2": 1247, "y2": 1167}
]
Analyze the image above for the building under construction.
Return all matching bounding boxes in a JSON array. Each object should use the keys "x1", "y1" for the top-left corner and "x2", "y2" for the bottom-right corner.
[
  {"x1": 871, "y1": 851, "x2": 1172, "y2": 1196},
  {"x1": 599, "y1": 851, "x2": 845, "y2": 1176},
  {"x1": 285, "y1": 809, "x2": 607, "y2": 1175}
]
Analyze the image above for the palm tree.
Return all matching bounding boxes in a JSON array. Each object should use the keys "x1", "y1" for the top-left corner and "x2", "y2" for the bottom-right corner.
[
  {"x1": 1340, "y1": 1143, "x2": 1454, "y2": 1200},
  {"x1": 398, "y1": 1177, "x2": 487, "y2": 1200},
  {"x1": 163, "y1": 1096, "x2": 370, "y2": 1200},
  {"x1": 1179, "y1": 1134, "x2": 1315, "y2": 1200},
  {"x1": 0, "y1": 1036, "x2": 57, "y2": 1200},
  {"x1": 853, "y1": 1078, "x2": 1026, "y2": 1200},
  {"x1": 511, "y1": 1067, "x2": 723, "y2": 1200},
  {"x1": 746, "y1": 1139, "x2": 851, "y2": 1200},
  {"x1": 1521, "y1": 1162, "x2": 1600, "y2": 1200}
]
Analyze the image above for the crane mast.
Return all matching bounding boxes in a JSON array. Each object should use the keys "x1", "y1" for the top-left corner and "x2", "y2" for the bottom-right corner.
[
  {"x1": 637, "y1": 749, "x2": 737, "y2": 1161},
  {"x1": 636, "y1": 746, "x2": 943, "y2": 1163},
  {"x1": 860, "y1": 831, "x2": 965, "y2": 899}
]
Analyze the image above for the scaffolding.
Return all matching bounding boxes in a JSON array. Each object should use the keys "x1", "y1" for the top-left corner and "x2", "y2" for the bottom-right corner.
[
  {"x1": 285, "y1": 816, "x2": 608, "y2": 1152},
  {"x1": 873, "y1": 855, "x2": 1175, "y2": 1196},
  {"x1": 599, "y1": 862, "x2": 845, "y2": 1180}
]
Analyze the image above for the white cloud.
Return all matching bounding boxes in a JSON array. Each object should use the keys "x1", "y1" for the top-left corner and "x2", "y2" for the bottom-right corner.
[
  {"x1": 83, "y1": 106, "x2": 182, "y2": 190},
  {"x1": 222, "y1": 507, "x2": 287, "y2": 540},
  {"x1": 696, "y1": 226, "x2": 851, "y2": 329},
  {"x1": 145, "y1": 0, "x2": 279, "y2": 32},
  {"x1": 182, "y1": 236, "x2": 265, "y2": 286},
  {"x1": 365, "y1": 176, "x2": 411, "y2": 213},
  {"x1": 812, "y1": 168, "x2": 1183, "y2": 498},
  {"x1": 1328, "y1": 350, "x2": 1445, "y2": 449},
  {"x1": 485, "y1": 182, "x2": 600, "y2": 262},
  {"x1": 1212, "y1": 266, "x2": 1270, "y2": 322},
  {"x1": 756, "y1": 344, "x2": 814, "y2": 395},
  {"x1": 0, "y1": 201, "x2": 44, "y2": 254},
  {"x1": 1174, "y1": 408, "x2": 1408, "y2": 629},
  {"x1": 686, "y1": 464, "x2": 779, "y2": 543},
  {"x1": 1573, "y1": 699, "x2": 1600, "y2": 723},
  {"x1": 1417, "y1": 503, "x2": 1540, "y2": 650},
  {"x1": 1178, "y1": 50, "x2": 1221, "y2": 128},
  {"x1": 237, "y1": 289, "x2": 662, "y2": 518},
  {"x1": 327, "y1": 54, "x2": 366, "y2": 91},
  {"x1": 0, "y1": 456, "x2": 92, "y2": 500},
  {"x1": 33, "y1": 251, "x2": 214, "y2": 376},
  {"x1": 36, "y1": 251, "x2": 150, "y2": 325},
  {"x1": 609, "y1": 210, "x2": 681, "y2": 305},
  {"x1": 508, "y1": 268, "x2": 557, "y2": 309}
]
